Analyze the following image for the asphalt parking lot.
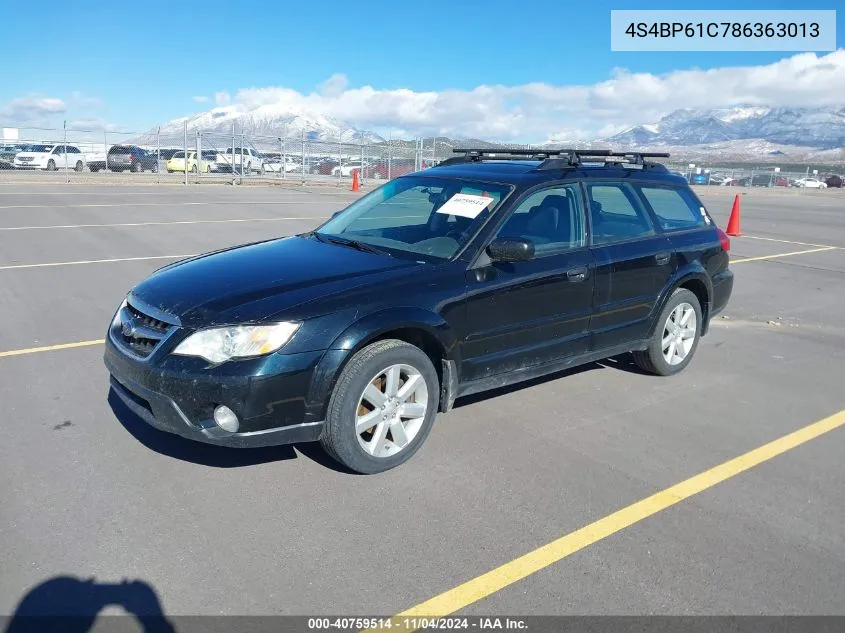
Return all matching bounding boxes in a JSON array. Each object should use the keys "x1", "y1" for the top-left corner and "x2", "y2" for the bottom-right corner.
[{"x1": 1, "y1": 178, "x2": 844, "y2": 619}]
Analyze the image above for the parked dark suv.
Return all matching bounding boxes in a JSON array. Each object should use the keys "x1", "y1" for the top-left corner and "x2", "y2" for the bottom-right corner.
[
  {"x1": 91, "y1": 145, "x2": 159, "y2": 173},
  {"x1": 105, "y1": 149, "x2": 733, "y2": 473}
]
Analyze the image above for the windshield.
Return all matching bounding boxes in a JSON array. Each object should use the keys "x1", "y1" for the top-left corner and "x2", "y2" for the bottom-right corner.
[
  {"x1": 23, "y1": 145, "x2": 54, "y2": 153},
  {"x1": 314, "y1": 176, "x2": 512, "y2": 260}
]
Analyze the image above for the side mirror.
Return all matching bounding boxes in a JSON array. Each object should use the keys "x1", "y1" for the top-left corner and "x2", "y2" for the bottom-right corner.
[{"x1": 486, "y1": 237, "x2": 534, "y2": 262}]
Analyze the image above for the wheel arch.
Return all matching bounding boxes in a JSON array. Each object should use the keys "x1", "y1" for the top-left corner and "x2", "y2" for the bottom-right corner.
[
  {"x1": 650, "y1": 266, "x2": 713, "y2": 338},
  {"x1": 308, "y1": 308, "x2": 458, "y2": 420}
]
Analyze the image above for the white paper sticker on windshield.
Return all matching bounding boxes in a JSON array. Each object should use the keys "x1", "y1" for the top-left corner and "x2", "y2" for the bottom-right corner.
[{"x1": 435, "y1": 193, "x2": 494, "y2": 219}]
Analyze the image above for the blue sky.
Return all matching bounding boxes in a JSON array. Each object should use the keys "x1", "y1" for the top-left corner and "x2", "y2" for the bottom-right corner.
[{"x1": 2, "y1": 0, "x2": 843, "y2": 140}]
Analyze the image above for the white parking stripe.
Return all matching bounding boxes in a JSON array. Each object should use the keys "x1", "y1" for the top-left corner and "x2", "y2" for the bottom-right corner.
[
  {"x1": 0, "y1": 217, "x2": 325, "y2": 231},
  {"x1": 0, "y1": 255, "x2": 190, "y2": 271},
  {"x1": 0, "y1": 201, "x2": 332, "y2": 209}
]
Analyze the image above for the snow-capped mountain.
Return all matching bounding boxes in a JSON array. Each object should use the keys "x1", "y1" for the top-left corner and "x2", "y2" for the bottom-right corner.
[
  {"x1": 147, "y1": 102, "x2": 844, "y2": 161},
  {"x1": 608, "y1": 106, "x2": 845, "y2": 149},
  {"x1": 155, "y1": 104, "x2": 384, "y2": 144}
]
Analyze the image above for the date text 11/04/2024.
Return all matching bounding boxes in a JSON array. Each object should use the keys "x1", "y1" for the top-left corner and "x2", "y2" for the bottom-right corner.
[
  {"x1": 307, "y1": 617, "x2": 528, "y2": 630},
  {"x1": 625, "y1": 22, "x2": 820, "y2": 38}
]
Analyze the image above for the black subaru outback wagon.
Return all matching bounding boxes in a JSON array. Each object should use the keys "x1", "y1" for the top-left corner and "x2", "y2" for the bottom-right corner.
[{"x1": 105, "y1": 149, "x2": 733, "y2": 473}]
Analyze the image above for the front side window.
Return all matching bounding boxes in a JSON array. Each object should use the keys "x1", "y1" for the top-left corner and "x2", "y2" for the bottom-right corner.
[
  {"x1": 315, "y1": 176, "x2": 512, "y2": 260},
  {"x1": 587, "y1": 183, "x2": 655, "y2": 245},
  {"x1": 495, "y1": 184, "x2": 585, "y2": 256}
]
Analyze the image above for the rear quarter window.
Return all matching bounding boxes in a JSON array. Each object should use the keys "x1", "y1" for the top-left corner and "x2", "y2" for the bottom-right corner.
[{"x1": 636, "y1": 185, "x2": 708, "y2": 231}]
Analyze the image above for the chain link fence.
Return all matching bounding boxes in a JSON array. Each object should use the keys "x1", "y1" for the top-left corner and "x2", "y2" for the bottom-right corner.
[{"x1": 1, "y1": 123, "x2": 842, "y2": 188}]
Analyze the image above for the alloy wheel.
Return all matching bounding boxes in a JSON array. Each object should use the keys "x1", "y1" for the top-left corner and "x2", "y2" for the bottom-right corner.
[
  {"x1": 662, "y1": 302, "x2": 697, "y2": 365},
  {"x1": 355, "y1": 364, "x2": 428, "y2": 458}
]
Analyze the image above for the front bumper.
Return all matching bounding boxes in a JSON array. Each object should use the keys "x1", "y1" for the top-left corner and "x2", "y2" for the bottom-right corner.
[{"x1": 104, "y1": 335, "x2": 328, "y2": 448}]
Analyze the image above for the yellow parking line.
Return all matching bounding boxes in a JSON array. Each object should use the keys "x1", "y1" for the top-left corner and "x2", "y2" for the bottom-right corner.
[
  {"x1": 0, "y1": 339, "x2": 104, "y2": 358},
  {"x1": 384, "y1": 409, "x2": 845, "y2": 626},
  {"x1": 0, "y1": 217, "x2": 325, "y2": 231},
  {"x1": 0, "y1": 255, "x2": 190, "y2": 271},
  {"x1": 731, "y1": 246, "x2": 838, "y2": 264},
  {"x1": 743, "y1": 235, "x2": 839, "y2": 249}
]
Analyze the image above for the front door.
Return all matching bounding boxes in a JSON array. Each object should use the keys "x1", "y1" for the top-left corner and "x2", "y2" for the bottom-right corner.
[{"x1": 461, "y1": 183, "x2": 596, "y2": 383}]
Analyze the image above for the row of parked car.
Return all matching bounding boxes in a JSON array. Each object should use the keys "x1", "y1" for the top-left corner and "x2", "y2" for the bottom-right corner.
[
  {"x1": 0, "y1": 142, "x2": 428, "y2": 178},
  {"x1": 686, "y1": 171, "x2": 842, "y2": 188}
]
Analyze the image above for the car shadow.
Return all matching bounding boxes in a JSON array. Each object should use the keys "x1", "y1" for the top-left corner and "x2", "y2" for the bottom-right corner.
[
  {"x1": 3, "y1": 575, "x2": 175, "y2": 633},
  {"x1": 453, "y1": 353, "x2": 647, "y2": 408},
  {"x1": 107, "y1": 388, "x2": 353, "y2": 473}
]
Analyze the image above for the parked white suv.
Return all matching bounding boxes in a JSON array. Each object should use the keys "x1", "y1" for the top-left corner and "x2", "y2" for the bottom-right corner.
[
  {"x1": 214, "y1": 147, "x2": 264, "y2": 174},
  {"x1": 13, "y1": 144, "x2": 86, "y2": 171}
]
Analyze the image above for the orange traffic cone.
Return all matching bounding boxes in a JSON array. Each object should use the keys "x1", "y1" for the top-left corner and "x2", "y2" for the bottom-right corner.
[
  {"x1": 351, "y1": 169, "x2": 360, "y2": 192},
  {"x1": 726, "y1": 194, "x2": 741, "y2": 236}
]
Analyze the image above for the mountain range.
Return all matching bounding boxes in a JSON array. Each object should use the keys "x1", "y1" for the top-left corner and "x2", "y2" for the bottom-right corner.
[{"x1": 150, "y1": 104, "x2": 845, "y2": 162}]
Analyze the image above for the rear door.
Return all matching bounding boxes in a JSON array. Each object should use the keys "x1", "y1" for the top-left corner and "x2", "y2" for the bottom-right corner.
[
  {"x1": 587, "y1": 181, "x2": 675, "y2": 350},
  {"x1": 53, "y1": 145, "x2": 68, "y2": 168},
  {"x1": 461, "y1": 183, "x2": 595, "y2": 382}
]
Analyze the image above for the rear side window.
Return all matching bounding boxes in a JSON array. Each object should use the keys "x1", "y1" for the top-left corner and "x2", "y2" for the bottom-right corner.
[
  {"x1": 636, "y1": 186, "x2": 707, "y2": 231},
  {"x1": 587, "y1": 183, "x2": 655, "y2": 245}
]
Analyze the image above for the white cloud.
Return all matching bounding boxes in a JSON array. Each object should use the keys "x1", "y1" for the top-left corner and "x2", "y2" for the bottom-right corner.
[
  {"x1": 193, "y1": 95, "x2": 209, "y2": 103},
  {"x1": 318, "y1": 73, "x2": 349, "y2": 97},
  {"x1": 219, "y1": 50, "x2": 845, "y2": 141},
  {"x1": 0, "y1": 96, "x2": 66, "y2": 125}
]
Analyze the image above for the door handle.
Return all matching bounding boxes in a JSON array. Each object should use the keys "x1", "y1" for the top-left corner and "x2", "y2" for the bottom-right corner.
[
  {"x1": 566, "y1": 266, "x2": 588, "y2": 282},
  {"x1": 655, "y1": 252, "x2": 671, "y2": 265}
]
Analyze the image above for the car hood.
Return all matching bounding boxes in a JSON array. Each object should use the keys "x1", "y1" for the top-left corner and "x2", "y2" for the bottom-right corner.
[{"x1": 129, "y1": 236, "x2": 422, "y2": 327}]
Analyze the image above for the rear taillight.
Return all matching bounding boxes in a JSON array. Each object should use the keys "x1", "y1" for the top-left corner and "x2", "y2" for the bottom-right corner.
[{"x1": 716, "y1": 227, "x2": 730, "y2": 252}]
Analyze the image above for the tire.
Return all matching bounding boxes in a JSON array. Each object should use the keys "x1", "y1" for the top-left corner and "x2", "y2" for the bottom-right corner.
[
  {"x1": 320, "y1": 339, "x2": 439, "y2": 474},
  {"x1": 132, "y1": 162, "x2": 142, "y2": 173},
  {"x1": 151, "y1": 162, "x2": 159, "y2": 173},
  {"x1": 74, "y1": 161, "x2": 83, "y2": 172},
  {"x1": 632, "y1": 288, "x2": 702, "y2": 376},
  {"x1": 190, "y1": 165, "x2": 198, "y2": 173},
  {"x1": 47, "y1": 160, "x2": 56, "y2": 171}
]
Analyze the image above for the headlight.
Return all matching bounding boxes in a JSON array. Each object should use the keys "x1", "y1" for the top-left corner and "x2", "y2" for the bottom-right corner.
[
  {"x1": 112, "y1": 297, "x2": 128, "y2": 327},
  {"x1": 172, "y1": 322, "x2": 300, "y2": 364}
]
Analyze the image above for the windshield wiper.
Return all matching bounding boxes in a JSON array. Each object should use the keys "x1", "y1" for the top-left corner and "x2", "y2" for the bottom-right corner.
[{"x1": 310, "y1": 232, "x2": 391, "y2": 257}]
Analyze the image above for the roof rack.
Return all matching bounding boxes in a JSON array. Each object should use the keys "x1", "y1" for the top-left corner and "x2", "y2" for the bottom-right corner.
[{"x1": 442, "y1": 148, "x2": 670, "y2": 169}]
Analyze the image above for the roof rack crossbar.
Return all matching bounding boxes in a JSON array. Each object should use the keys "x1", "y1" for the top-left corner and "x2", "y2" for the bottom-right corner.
[{"x1": 442, "y1": 148, "x2": 670, "y2": 169}]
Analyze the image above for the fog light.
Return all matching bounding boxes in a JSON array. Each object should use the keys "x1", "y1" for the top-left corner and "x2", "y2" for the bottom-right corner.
[{"x1": 213, "y1": 405, "x2": 239, "y2": 433}]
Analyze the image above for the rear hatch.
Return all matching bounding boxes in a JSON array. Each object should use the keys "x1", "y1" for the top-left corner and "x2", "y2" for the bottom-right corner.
[{"x1": 108, "y1": 146, "x2": 134, "y2": 166}]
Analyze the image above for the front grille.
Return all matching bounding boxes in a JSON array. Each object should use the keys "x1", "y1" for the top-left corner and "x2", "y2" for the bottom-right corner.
[
  {"x1": 127, "y1": 303, "x2": 170, "y2": 333},
  {"x1": 116, "y1": 299, "x2": 176, "y2": 359}
]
